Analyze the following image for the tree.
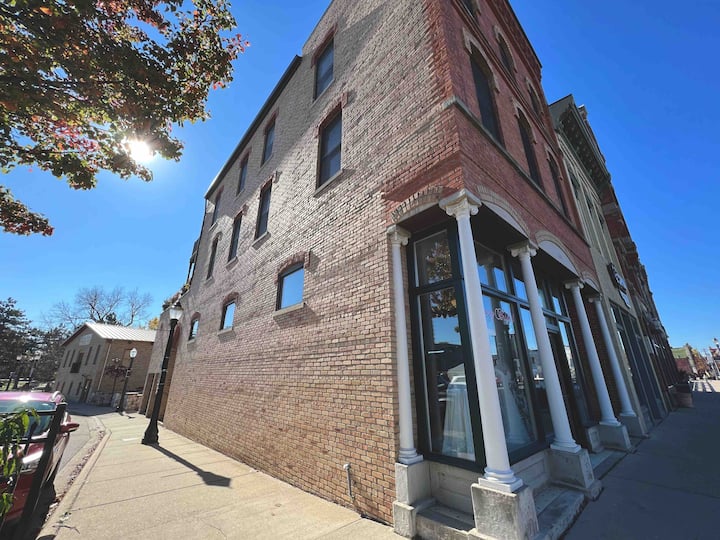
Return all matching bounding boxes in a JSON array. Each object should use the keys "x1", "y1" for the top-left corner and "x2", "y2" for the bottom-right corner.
[
  {"x1": 147, "y1": 317, "x2": 159, "y2": 330},
  {"x1": 31, "y1": 326, "x2": 69, "y2": 382},
  {"x1": 0, "y1": 298, "x2": 33, "y2": 379},
  {"x1": 47, "y1": 286, "x2": 152, "y2": 330},
  {"x1": 0, "y1": 0, "x2": 248, "y2": 235}
]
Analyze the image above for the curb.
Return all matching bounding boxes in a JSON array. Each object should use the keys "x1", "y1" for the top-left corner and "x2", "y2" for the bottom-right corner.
[{"x1": 37, "y1": 416, "x2": 113, "y2": 538}]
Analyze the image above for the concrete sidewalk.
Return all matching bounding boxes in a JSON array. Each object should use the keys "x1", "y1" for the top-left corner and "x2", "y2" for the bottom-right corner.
[
  {"x1": 566, "y1": 380, "x2": 720, "y2": 540},
  {"x1": 38, "y1": 412, "x2": 398, "y2": 539}
]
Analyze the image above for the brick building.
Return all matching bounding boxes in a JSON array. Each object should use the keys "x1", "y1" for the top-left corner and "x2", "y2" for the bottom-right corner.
[
  {"x1": 147, "y1": 1, "x2": 670, "y2": 537},
  {"x1": 56, "y1": 323, "x2": 155, "y2": 406}
]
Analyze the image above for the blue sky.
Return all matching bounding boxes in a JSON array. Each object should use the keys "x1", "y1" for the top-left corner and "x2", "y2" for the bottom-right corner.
[{"x1": 1, "y1": 1, "x2": 718, "y2": 353}]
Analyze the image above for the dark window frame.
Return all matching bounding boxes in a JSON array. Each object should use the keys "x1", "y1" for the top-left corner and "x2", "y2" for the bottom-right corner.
[
  {"x1": 188, "y1": 317, "x2": 199, "y2": 340},
  {"x1": 255, "y1": 184, "x2": 272, "y2": 239},
  {"x1": 210, "y1": 189, "x2": 222, "y2": 226},
  {"x1": 317, "y1": 109, "x2": 342, "y2": 186},
  {"x1": 220, "y1": 300, "x2": 236, "y2": 330},
  {"x1": 497, "y1": 34, "x2": 514, "y2": 75},
  {"x1": 276, "y1": 263, "x2": 305, "y2": 310},
  {"x1": 517, "y1": 114, "x2": 542, "y2": 188},
  {"x1": 262, "y1": 119, "x2": 275, "y2": 165},
  {"x1": 470, "y1": 54, "x2": 502, "y2": 144},
  {"x1": 206, "y1": 237, "x2": 219, "y2": 279},
  {"x1": 237, "y1": 156, "x2": 249, "y2": 195},
  {"x1": 548, "y1": 158, "x2": 569, "y2": 216},
  {"x1": 314, "y1": 38, "x2": 334, "y2": 98},
  {"x1": 228, "y1": 214, "x2": 243, "y2": 261}
]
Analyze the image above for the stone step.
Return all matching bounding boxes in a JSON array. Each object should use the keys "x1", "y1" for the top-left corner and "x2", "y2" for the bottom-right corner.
[
  {"x1": 534, "y1": 485, "x2": 585, "y2": 540},
  {"x1": 417, "y1": 503, "x2": 475, "y2": 540}
]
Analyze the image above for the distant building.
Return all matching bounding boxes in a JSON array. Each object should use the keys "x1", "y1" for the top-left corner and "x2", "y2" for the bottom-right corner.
[{"x1": 56, "y1": 323, "x2": 155, "y2": 406}]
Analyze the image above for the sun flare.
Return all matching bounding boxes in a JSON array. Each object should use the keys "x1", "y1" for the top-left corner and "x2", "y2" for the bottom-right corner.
[{"x1": 126, "y1": 139, "x2": 155, "y2": 163}]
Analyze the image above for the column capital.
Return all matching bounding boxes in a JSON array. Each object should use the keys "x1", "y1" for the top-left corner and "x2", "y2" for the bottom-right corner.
[
  {"x1": 439, "y1": 189, "x2": 482, "y2": 220},
  {"x1": 508, "y1": 240, "x2": 538, "y2": 259},
  {"x1": 563, "y1": 279, "x2": 584, "y2": 291},
  {"x1": 588, "y1": 295, "x2": 603, "y2": 304},
  {"x1": 387, "y1": 224, "x2": 411, "y2": 246}
]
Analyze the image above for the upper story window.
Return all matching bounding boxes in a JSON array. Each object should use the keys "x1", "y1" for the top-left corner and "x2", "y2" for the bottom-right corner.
[
  {"x1": 255, "y1": 184, "x2": 272, "y2": 238},
  {"x1": 188, "y1": 317, "x2": 199, "y2": 340},
  {"x1": 211, "y1": 189, "x2": 222, "y2": 226},
  {"x1": 315, "y1": 39, "x2": 334, "y2": 98},
  {"x1": 262, "y1": 119, "x2": 275, "y2": 165},
  {"x1": 517, "y1": 114, "x2": 542, "y2": 187},
  {"x1": 277, "y1": 264, "x2": 305, "y2": 309},
  {"x1": 228, "y1": 214, "x2": 242, "y2": 260},
  {"x1": 207, "y1": 237, "x2": 219, "y2": 279},
  {"x1": 498, "y1": 35, "x2": 514, "y2": 75},
  {"x1": 462, "y1": 0, "x2": 474, "y2": 15},
  {"x1": 220, "y1": 300, "x2": 236, "y2": 330},
  {"x1": 548, "y1": 158, "x2": 568, "y2": 216},
  {"x1": 237, "y1": 157, "x2": 248, "y2": 195},
  {"x1": 528, "y1": 86, "x2": 543, "y2": 118},
  {"x1": 470, "y1": 57, "x2": 501, "y2": 143},
  {"x1": 318, "y1": 110, "x2": 342, "y2": 185}
]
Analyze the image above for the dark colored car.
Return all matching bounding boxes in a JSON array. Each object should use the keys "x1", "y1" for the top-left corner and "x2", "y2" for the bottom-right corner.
[{"x1": 0, "y1": 391, "x2": 79, "y2": 524}]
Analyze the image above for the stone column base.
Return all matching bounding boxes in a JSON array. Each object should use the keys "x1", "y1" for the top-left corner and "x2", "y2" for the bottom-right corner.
[
  {"x1": 393, "y1": 460, "x2": 431, "y2": 538},
  {"x1": 585, "y1": 426, "x2": 604, "y2": 453},
  {"x1": 620, "y1": 413, "x2": 647, "y2": 438},
  {"x1": 468, "y1": 481, "x2": 538, "y2": 540},
  {"x1": 548, "y1": 448, "x2": 602, "y2": 500},
  {"x1": 598, "y1": 422, "x2": 632, "y2": 451}
]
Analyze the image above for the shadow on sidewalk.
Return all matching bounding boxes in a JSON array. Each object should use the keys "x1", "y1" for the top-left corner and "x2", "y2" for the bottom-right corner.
[{"x1": 150, "y1": 445, "x2": 231, "y2": 487}]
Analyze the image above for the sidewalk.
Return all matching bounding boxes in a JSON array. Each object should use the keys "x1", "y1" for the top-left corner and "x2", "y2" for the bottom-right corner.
[
  {"x1": 38, "y1": 412, "x2": 399, "y2": 539},
  {"x1": 566, "y1": 380, "x2": 720, "y2": 540}
]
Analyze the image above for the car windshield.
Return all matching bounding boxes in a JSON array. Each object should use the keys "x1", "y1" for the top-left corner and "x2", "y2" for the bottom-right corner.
[{"x1": 0, "y1": 400, "x2": 57, "y2": 437}]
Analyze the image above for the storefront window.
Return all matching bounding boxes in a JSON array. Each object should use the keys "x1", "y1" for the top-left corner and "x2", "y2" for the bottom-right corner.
[
  {"x1": 418, "y1": 287, "x2": 474, "y2": 460},
  {"x1": 475, "y1": 243, "x2": 508, "y2": 293},
  {"x1": 559, "y1": 322, "x2": 591, "y2": 425},
  {"x1": 415, "y1": 231, "x2": 452, "y2": 286},
  {"x1": 510, "y1": 261, "x2": 527, "y2": 300},
  {"x1": 484, "y1": 295, "x2": 538, "y2": 452},
  {"x1": 520, "y1": 307, "x2": 553, "y2": 438}
]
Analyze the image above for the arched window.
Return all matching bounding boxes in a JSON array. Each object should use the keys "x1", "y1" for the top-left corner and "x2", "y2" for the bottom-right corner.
[
  {"x1": 498, "y1": 35, "x2": 514, "y2": 75},
  {"x1": 470, "y1": 55, "x2": 501, "y2": 143},
  {"x1": 517, "y1": 114, "x2": 541, "y2": 187},
  {"x1": 206, "y1": 237, "x2": 219, "y2": 279},
  {"x1": 548, "y1": 157, "x2": 568, "y2": 216}
]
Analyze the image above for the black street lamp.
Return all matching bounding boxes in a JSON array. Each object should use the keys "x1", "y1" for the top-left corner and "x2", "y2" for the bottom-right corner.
[
  {"x1": 142, "y1": 303, "x2": 182, "y2": 445},
  {"x1": 116, "y1": 347, "x2": 137, "y2": 413}
]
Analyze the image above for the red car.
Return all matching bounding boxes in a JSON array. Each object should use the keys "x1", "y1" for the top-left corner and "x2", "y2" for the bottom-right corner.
[{"x1": 0, "y1": 391, "x2": 79, "y2": 525}]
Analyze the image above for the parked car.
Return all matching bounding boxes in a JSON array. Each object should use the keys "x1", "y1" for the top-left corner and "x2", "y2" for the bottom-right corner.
[{"x1": 0, "y1": 391, "x2": 79, "y2": 525}]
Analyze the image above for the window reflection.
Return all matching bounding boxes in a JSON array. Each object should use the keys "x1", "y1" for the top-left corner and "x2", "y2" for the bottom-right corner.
[
  {"x1": 417, "y1": 287, "x2": 474, "y2": 460},
  {"x1": 484, "y1": 296, "x2": 537, "y2": 451},
  {"x1": 520, "y1": 308, "x2": 553, "y2": 438},
  {"x1": 475, "y1": 243, "x2": 508, "y2": 293},
  {"x1": 415, "y1": 232, "x2": 453, "y2": 287},
  {"x1": 559, "y1": 322, "x2": 591, "y2": 425}
]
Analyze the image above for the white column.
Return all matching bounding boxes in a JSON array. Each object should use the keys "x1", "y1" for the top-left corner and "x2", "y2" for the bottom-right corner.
[
  {"x1": 565, "y1": 281, "x2": 621, "y2": 427},
  {"x1": 510, "y1": 242, "x2": 580, "y2": 453},
  {"x1": 440, "y1": 190, "x2": 522, "y2": 492},
  {"x1": 590, "y1": 297, "x2": 636, "y2": 417},
  {"x1": 388, "y1": 225, "x2": 422, "y2": 465}
]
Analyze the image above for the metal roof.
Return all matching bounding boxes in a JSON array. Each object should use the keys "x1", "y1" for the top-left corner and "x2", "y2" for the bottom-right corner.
[{"x1": 64, "y1": 323, "x2": 156, "y2": 346}]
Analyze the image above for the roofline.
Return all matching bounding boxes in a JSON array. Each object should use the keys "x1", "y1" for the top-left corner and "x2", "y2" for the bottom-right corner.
[
  {"x1": 205, "y1": 55, "x2": 303, "y2": 199},
  {"x1": 62, "y1": 323, "x2": 92, "y2": 347}
]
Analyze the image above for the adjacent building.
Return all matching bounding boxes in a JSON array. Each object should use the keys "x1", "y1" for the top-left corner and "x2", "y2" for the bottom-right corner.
[
  {"x1": 146, "y1": 1, "x2": 673, "y2": 538},
  {"x1": 56, "y1": 323, "x2": 155, "y2": 406}
]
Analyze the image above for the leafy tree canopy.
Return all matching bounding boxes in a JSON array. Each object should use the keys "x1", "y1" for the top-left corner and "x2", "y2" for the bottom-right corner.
[{"x1": 1, "y1": 0, "x2": 247, "y2": 235}]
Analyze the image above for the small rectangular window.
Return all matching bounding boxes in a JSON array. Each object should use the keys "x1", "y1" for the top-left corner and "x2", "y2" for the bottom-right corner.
[
  {"x1": 277, "y1": 265, "x2": 305, "y2": 309},
  {"x1": 262, "y1": 120, "x2": 275, "y2": 164},
  {"x1": 189, "y1": 318, "x2": 199, "y2": 340},
  {"x1": 255, "y1": 184, "x2": 272, "y2": 238},
  {"x1": 471, "y1": 58, "x2": 501, "y2": 142},
  {"x1": 220, "y1": 301, "x2": 236, "y2": 330},
  {"x1": 228, "y1": 214, "x2": 242, "y2": 260},
  {"x1": 318, "y1": 111, "x2": 342, "y2": 185},
  {"x1": 93, "y1": 346, "x2": 100, "y2": 364},
  {"x1": 518, "y1": 117, "x2": 541, "y2": 187},
  {"x1": 237, "y1": 158, "x2": 248, "y2": 194},
  {"x1": 315, "y1": 39, "x2": 334, "y2": 98},
  {"x1": 207, "y1": 238, "x2": 219, "y2": 279}
]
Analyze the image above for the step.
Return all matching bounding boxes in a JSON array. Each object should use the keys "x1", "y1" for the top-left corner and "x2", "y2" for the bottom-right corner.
[
  {"x1": 417, "y1": 503, "x2": 475, "y2": 540},
  {"x1": 589, "y1": 448, "x2": 625, "y2": 479},
  {"x1": 534, "y1": 485, "x2": 585, "y2": 540}
]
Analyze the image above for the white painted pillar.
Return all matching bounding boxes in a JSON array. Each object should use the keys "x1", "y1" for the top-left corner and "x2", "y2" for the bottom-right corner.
[
  {"x1": 440, "y1": 190, "x2": 522, "y2": 492},
  {"x1": 388, "y1": 225, "x2": 422, "y2": 465},
  {"x1": 590, "y1": 297, "x2": 636, "y2": 417},
  {"x1": 509, "y1": 242, "x2": 580, "y2": 453},
  {"x1": 565, "y1": 281, "x2": 621, "y2": 427}
]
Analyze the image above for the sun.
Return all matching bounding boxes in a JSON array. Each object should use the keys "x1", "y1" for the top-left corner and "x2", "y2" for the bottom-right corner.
[{"x1": 125, "y1": 139, "x2": 155, "y2": 163}]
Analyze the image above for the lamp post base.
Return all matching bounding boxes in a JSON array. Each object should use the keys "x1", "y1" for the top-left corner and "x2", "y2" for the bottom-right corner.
[{"x1": 142, "y1": 422, "x2": 159, "y2": 445}]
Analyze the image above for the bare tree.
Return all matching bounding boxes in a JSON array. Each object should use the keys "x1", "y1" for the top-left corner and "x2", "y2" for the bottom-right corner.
[{"x1": 46, "y1": 286, "x2": 152, "y2": 331}]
